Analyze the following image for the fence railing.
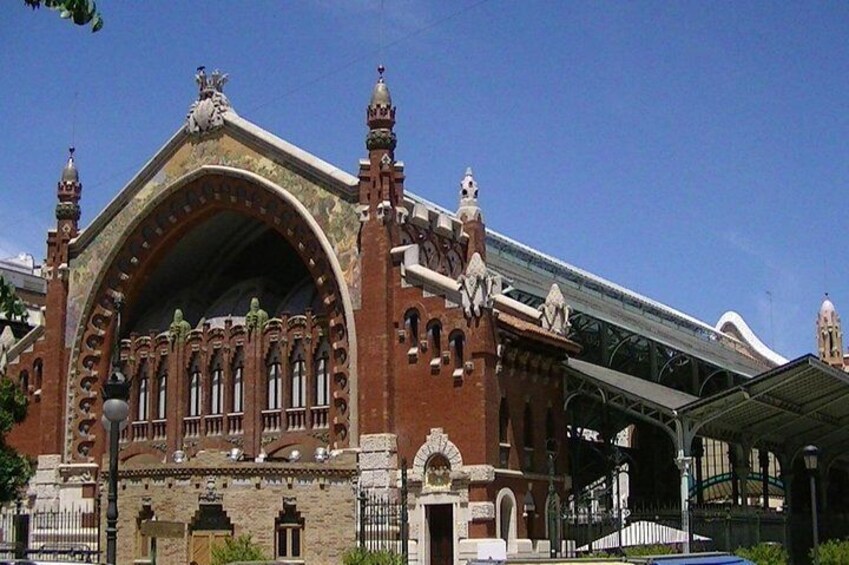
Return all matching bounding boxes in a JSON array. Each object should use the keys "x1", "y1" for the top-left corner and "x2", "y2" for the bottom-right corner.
[
  {"x1": 357, "y1": 461, "x2": 408, "y2": 562},
  {"x1": 0, "y1": 507, "x2": 100, "y2": 563},
  {"x1": 562, "y1": 504, "x2": 786, "y2": 556}
]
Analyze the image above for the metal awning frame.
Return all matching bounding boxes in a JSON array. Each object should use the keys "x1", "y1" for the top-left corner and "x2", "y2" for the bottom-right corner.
[{"x1": 561, "y1": 354, "x2": 849, "y2": 553}]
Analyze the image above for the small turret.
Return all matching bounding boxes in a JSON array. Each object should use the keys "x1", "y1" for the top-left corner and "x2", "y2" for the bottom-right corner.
[
  {"x1": 61, "y1": 149, "x2": 79, "y2": 183},
  {"x1": 56, "y1": 146, "x2": 82, "y2": 226},
  {"x1": 456, "y1": 167, "x2": 486, "y2": 261},
  {"x1": 365, "y1": 65, "x2": 397, "y2": 154},
  {"x1": 817, "y1": 294, "x2": 845, "y2": 368}
]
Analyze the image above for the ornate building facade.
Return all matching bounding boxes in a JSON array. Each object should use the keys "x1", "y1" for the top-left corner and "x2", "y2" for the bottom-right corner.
[{"x1": 6, "y1": 67, "x2": 846, "y2": 565}]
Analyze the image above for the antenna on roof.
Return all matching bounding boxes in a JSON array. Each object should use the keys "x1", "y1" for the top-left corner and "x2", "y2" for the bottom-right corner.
[
  {"x1": 766, "y1": 290, "x2": 774, "y2": 348},
  {"x1": 71, "y1": 90, "x2": 79, "y2": 147},
  {"x1": 379, "y1": 0, "x2": 385, "y2": 64}
]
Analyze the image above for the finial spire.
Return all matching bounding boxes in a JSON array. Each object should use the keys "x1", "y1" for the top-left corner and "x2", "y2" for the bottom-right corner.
[
  {"x1": 457, "y1": 167, "x2": 482, "y2": 223},
  {"x1": 186, "y1": 66, "x2": 233, "y2": 135},
  {"x1": 366, "y1": 65, "x2": 396, "y2": 152},
  {"x1": 61, "y1": 146, "x2": 79, "y2": 184},
  {"x1": 56, "y1": 145, "x2": 82, "y2": 224}
]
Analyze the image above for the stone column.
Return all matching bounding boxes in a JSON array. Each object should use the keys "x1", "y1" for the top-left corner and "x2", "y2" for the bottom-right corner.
[{"x1": 359, "y1": 433, "x2": 399, "y2": 498}]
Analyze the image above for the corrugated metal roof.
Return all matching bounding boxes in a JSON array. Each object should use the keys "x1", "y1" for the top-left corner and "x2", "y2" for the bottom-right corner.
[
  {"x1": 680, "y1": 355, "x2": 849, "y2": 455},
  {"x1": 567, "y1": 358, "x2": 698, "y2": 412}
]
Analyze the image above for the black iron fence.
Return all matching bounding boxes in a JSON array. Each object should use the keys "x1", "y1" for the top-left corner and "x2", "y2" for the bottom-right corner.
[
  {"x1": 562, "y1": 504, "x2": 786, "y2": 556},
  {"x1": 0, "y1": 507, "x2": 100, "y2": 562},
  {"x1": 357, "y1": 463, "x2": 408, "y2": 562}
]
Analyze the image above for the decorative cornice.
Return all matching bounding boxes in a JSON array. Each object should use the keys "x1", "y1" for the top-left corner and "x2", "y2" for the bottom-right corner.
[{"x1": 118, "y1": 463, "x2": 358, "y2": 481}]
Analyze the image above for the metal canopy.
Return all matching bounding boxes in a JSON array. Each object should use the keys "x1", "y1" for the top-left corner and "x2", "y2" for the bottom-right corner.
[
  {"x1": 562, "y1": 354, "x2": 849, "y2": 554},
  {"x1": 564, "y1": 354, "x2": 849, "y2": 463},
  {"x1": 564, "y1": 358, "x2": 697, "y2": 438},
  {"x1": 680, "y1": 355, "x2": 849, "y2": 461}
]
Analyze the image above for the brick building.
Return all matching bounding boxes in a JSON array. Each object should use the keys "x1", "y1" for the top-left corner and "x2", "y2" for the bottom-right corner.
[{"x1": 7, "y1": 67, "x2": 849, "y2": 565}]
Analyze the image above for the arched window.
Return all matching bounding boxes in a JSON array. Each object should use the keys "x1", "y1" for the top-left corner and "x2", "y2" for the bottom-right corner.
[
  {"x1": 523, "y1": 403, "x2": 534, "y2": 470},
  {"x1": 267, "y1": 347, "x2": 282, "y2": 410},
  {"x1": 156, "y1": 362, "x2": 167, "y2": 420},
  {"x1": 209, "y1": 351, "x2": 223, "y2": 415},
  {"x1": 232, "y1": 347, "x2": 244, "y2": 413},
  {"x1": 19, "y1": 370, "x2": 29, "y2": 393},
  {"x1": 425, "y1": 454, "x2": 452, "y2": 489},
  {"x1": 137, "y1": 359, "x2": 149, "y2": 421},
  {"x1": 427, "y1": 320, "x2": 442, "y2": 363},
  {"x1": 314, "y1": 340, "x2": 330, "y2": 407},
  {"x1": 404, "y1": 309, "x2": 420, "y2": 345},
  {"x1": 545, "y1": 407, "x2": 555, "y2": 452},
  {"x1": 275, "y1": 503, "x2": 304, "y2": 559},
  {"x1": 188, "y1": 355, "x2": 202, "y2": 417},
  {"x1": 449, "y1": 330, "x2": 465, "y2": 370},
  {"x1": 499, "y1": 398, "x2": 510, "y2": 466},
  {"x1": 290, "y1": 342, "x2": 306, "y2": 409},
  {"x1": 33, "y1": 359, "x2": 43, "y2": 391}
]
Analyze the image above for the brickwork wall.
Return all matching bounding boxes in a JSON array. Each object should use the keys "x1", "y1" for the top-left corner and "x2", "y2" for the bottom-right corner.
[
  {"x1": 386, "y1": 278, "x2": 497, "y2": 468},
  {"x1": 5, "y1": 339, "x2": 47, "y2": 459}
]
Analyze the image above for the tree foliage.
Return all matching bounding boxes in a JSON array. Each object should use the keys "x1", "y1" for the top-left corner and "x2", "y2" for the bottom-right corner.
[
  {"x1": 0, "y1": 378, "x2": 31, "y2": 504},
  {"x1": 0, "y1": 277, "x2": 28, "y2": 323},
  {"x1": 622, "y1": 544, "x2": 676, "y2": 557},
  {"x1": 736, "y1": 542, "x2": 789, "y2": 565},
  {"x1": 24, "y1": 0, "x2": 103, "y2": 32},
  {"x1": 815, "y1": 539, "x2": 849, "y2": 565},
  {"x1": 211, "y1": 534, "x2": 268, "y2": 565}
]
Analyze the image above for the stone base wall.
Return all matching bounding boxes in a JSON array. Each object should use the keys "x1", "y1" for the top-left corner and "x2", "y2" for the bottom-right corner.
[
  {"x1": 358, "y1": 433, "x2": 399, "y2": 497},
  {"x1": 111, "y1": 455, "x2": 358, "y2": 565}
]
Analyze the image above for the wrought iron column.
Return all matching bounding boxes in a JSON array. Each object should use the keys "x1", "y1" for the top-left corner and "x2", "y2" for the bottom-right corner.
[
  {"x1": 675, "y1": 419, "x2": 694, "y2": 554},
  {"x1": 546, "y1": 444, "x2": 559, "y2": 558},
  {"x1": 401, "y1": 458, "x2": 408, "y2": 562},
  {"x1": 810, "y1": 472, "x2": 819, "y2": 565},
  {"x1": 759, "y1": 449, "x2": 770, "y2": 509},
  {"x1": 105, "y1": 420, "x2": 120, "y2": 565},
  {"x1": 728, "y1": 446, "x2": 740, "y2": 506},
  {"x1": 693, "y1": 437, "x2": 704, "y2": 506}
]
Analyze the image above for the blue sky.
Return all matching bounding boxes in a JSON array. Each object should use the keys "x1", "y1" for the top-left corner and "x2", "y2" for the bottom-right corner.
[{"x1": 2, "y1": 1, "x2": 848, "y2": 359}]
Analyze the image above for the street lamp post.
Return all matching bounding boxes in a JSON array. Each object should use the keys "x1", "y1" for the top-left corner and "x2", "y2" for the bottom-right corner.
[
  {"x1": 803, "y1": 445, "x2": 820, "y2": 565},
  {"x1": 102, "y1": 297, "x2": 131, "y2": 565},
  {"x1": 546, "y1": 440, "x2": 559, "y2": 558}
]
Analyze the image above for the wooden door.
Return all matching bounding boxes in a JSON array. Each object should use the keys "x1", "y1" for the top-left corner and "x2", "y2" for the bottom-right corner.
[
  {"x1": 427, "y1": 504, "x2": 453, "y2": 565},
  {"x1": 189, "y1": 531, "x2": 230, "y2": 565}
]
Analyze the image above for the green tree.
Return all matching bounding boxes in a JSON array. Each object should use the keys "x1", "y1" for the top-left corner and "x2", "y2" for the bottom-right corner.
[
  {"x1": 23, "y1": 0, "x2": 103, "y2": 32},
  {"x1": 211, "y1": 534, "x2": 268, "y2": 565},
  {"x1": 0, "y1": 277, "x2": 28, "y2": 323},
  {"x1": 0, "y1": 378, "x2": 31, "y2": 504}
]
